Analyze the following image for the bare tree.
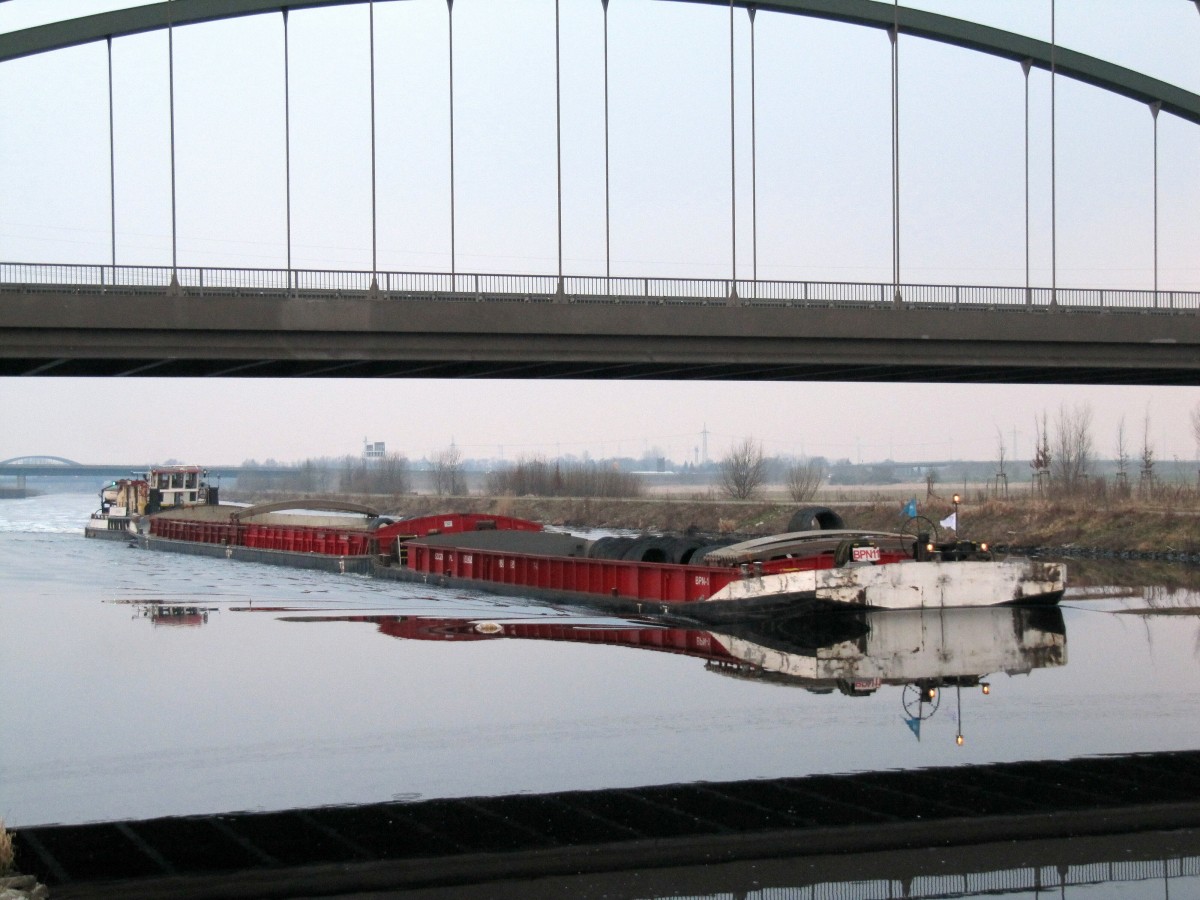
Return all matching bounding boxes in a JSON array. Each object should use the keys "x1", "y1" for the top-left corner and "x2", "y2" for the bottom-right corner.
[
  {"x1": 1191, "y1": 402, "x2": 1200, "y2": 485},
  {"x1": 1050, "y1": 403, "x2": 1093, "y2": 496},
  {"x1": 1114, "y1": 416, "x2": 1131, "y2": 497},
  {"x1": 1139, "y1": 411, "x2": 1156, "y2": 498},
  {"x1": 339, "y1": 453, "x2": 410, "y2": 494},
  {"x1": 1031, "y1": 412, "x2": 1052, "y2": 479},
  {"x1": 785, "y1": 458, "x2": 825, "y2": 502},
  {"x1": 719, "y1": 437, "x2": 767, "y2": 500},
  {"x1": 484, "y1": 457, "x2": 641, "y2": 498},
  {"x1": 431, "y1": 445, "x2": 466, "y2": 497},
  {"x1": 993, "y1": 427, "x2": 1009, "y2": 497},
  {"x1": 376, "y1": 454, "x2": 411, "y2": 494}
]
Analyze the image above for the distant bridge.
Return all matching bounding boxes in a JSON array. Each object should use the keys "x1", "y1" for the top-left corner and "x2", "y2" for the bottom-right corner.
[
  {"x1": 0, "y1": 460, "x2": 294, "y2": 479},
  {"x1": 0, "y1": 455, "x2": 83, "y2": 467}
]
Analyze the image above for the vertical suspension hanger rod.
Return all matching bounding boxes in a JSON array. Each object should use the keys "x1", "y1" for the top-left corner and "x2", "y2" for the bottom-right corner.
[
  {"x1": 555, "y1": 0, "x2": 564, "y2": 296},
  {"x1": 1050, "y1": 0, "x2": 1056, "y2": 304},
  {"x1": 283, "y1": 9, "x2": 292, "y2": 287},
  {"x1": 728, "y1": 0, "x2": 736, "y2": 299},
  {"x1": 369, "y1": 0, "x2": 378, "y2": 286},
  {"x1": 602, "y1": 0, "x2": 611, "y2": 284},
  {"x1": 890, "y1": 0, "x2": 900, "y2": 303},
  {"x1": 1151, "y1": 101, "x2": 1160, "y2": 304},
  {"x1": 107, "y1": 35, "x2": 116, "y2": 272},
  {"x1": 167, "y1": 0, "x2": 178, "y2": 283},
  {"x1": 748, "y1": 5, "x2": 757, "y2": 285},
  {"x1": 1022, "y1": 58, "x2": 1031, "y2": 304},
  {"x1": 447, "y1": 0, "x2": 456, "y2": 284}
]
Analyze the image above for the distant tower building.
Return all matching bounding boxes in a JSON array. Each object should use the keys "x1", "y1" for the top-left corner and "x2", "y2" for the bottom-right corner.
[{"x1": 363, "y1": 438, "x2": 386, "y2": 461}]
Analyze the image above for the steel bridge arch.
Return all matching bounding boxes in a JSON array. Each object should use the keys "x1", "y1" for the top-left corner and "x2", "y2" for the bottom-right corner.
[
  {"x1": 0, "y1": 455, "x2": 81, "y2": 466},
  {"x1": 0, "y1": 0, "x2": 1197, "y2": 125}
]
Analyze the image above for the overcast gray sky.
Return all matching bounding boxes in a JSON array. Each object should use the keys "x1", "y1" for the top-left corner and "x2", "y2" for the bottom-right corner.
[{"x1": 1, "y1": 0, "x2": 1198, "y2": 466}]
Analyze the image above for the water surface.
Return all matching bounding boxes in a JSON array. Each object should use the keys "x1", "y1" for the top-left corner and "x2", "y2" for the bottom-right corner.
[{"x1": 3, "y1": 492, "x2": 1200, "y2": 828}]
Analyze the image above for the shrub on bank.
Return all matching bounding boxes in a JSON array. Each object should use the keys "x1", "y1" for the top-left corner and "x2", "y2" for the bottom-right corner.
[
  {"x1": 0, "y1": 819, "x2": 14, "y2": 874},
  {"x1": 484, "y1": 459, "x2": 642, "y2": 499}
]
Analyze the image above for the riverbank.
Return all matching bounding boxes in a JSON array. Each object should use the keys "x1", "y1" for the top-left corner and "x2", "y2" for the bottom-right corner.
[{"x1": 229, "y1": 491, "x2": 1199, "y2": 558}]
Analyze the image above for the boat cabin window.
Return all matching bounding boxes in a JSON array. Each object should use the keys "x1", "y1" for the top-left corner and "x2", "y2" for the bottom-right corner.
[{"x1": 154, "y1": 472, "x2": 192, "y2": 489}]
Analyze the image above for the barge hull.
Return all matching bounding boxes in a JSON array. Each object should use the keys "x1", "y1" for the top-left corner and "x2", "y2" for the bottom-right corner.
[
  {"x1": 141, "y1": 535, "x2": 373, "y2": 574},
  {"x1": 708, "y1": 560, "x2": 1067, "y2": 610},
  {"x1": 84, "y1": 516, "x2": 139, "y2": 542},
  {"x1": 84, "y1": 525, "x2": 138, "y2": 543},
  {"x1": 127, "y1": 536, "x2": 1064, "y2": 622},
  {"x1": 374, "y1": 549, "x2": 1066, "y2": 623},
  {"x1": 374, "y1": 561, "x2": 877, "y2": 625}
]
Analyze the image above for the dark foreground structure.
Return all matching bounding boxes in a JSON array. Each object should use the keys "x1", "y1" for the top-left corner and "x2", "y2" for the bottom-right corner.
[{"x1": 13, "y1": 749, "x2": 1200, "y2": 898}]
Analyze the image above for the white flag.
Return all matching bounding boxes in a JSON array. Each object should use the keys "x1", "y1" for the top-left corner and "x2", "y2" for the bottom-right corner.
[{"x1": 939, "y1": 512, "x2": 957, "y2": 530}]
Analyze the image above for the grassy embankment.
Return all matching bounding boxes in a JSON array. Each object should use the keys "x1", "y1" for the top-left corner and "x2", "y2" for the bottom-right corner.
[
  {"x1": 232, "y1": 488, "x2": 1198, "y2": 555},
  {"x1": 229, "y1": 487, "x2": 1200, "y2": 594}
]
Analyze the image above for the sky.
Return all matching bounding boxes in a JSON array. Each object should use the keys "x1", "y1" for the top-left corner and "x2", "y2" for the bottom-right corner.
[{"x1": 1, "y1": 0, "x2": 1198, "y2": 467}]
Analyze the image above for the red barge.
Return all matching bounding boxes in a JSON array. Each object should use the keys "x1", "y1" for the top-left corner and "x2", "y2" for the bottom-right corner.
[{"x1": 86, "y1": 467, "x2": 1066, "y2": 624}]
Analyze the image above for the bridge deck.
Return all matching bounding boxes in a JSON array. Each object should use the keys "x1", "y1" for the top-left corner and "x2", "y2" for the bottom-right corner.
[{"x1": 2, "y1": 271, "x2": 1199, "y2": 384}]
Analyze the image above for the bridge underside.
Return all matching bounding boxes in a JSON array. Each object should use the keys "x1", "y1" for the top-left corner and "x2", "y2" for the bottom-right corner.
[{"x1": 2, "y1": 288, "x2": 1198, "y2": 385}]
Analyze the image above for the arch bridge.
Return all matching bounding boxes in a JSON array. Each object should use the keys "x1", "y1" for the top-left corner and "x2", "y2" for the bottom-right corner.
[
  {"x1": 1, "y1": 0, "x2": 1198, "y2": 384},
  {"x1": 0, "y1": 455, "x2": 83, "y2": 467}
]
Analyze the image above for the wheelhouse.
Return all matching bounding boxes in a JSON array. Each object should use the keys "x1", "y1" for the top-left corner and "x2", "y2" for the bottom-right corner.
[{"x1": 148, "y1": 465, "x2": 213, "y2": 510}]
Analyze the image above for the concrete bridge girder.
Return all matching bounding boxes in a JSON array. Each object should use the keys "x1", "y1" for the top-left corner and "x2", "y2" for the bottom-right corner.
[{"x1": 1, "y1": 288, "x2": 1198, "y2": 385}]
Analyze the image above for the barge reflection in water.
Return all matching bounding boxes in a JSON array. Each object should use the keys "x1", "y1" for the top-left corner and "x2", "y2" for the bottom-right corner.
[{"x1": 278, "y1": 605, "x2": 1066, "y2": 743}]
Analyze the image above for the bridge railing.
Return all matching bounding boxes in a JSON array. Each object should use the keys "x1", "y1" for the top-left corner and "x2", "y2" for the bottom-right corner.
[{"x1": 2, "y1": 262, "x2": 1197, "y2": 313}]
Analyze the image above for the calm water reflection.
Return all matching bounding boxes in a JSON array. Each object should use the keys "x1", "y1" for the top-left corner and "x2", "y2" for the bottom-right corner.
[
  {"x1": 280, "y1": 605, "x2": 1065, "y2": 741},
  {"x1": 3, "y1": 493, "x2": 1200, "y2": 830}
]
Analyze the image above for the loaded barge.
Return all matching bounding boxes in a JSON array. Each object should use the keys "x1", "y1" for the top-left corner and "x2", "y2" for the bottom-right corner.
[{"x1": 86, "y1": 466, "x2": 1065, "y2": 623}]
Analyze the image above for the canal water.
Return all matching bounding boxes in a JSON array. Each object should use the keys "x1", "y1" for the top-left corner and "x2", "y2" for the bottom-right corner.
[{"x1": 3, "y1": 495, "x2": 1200, "y2": 843}]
